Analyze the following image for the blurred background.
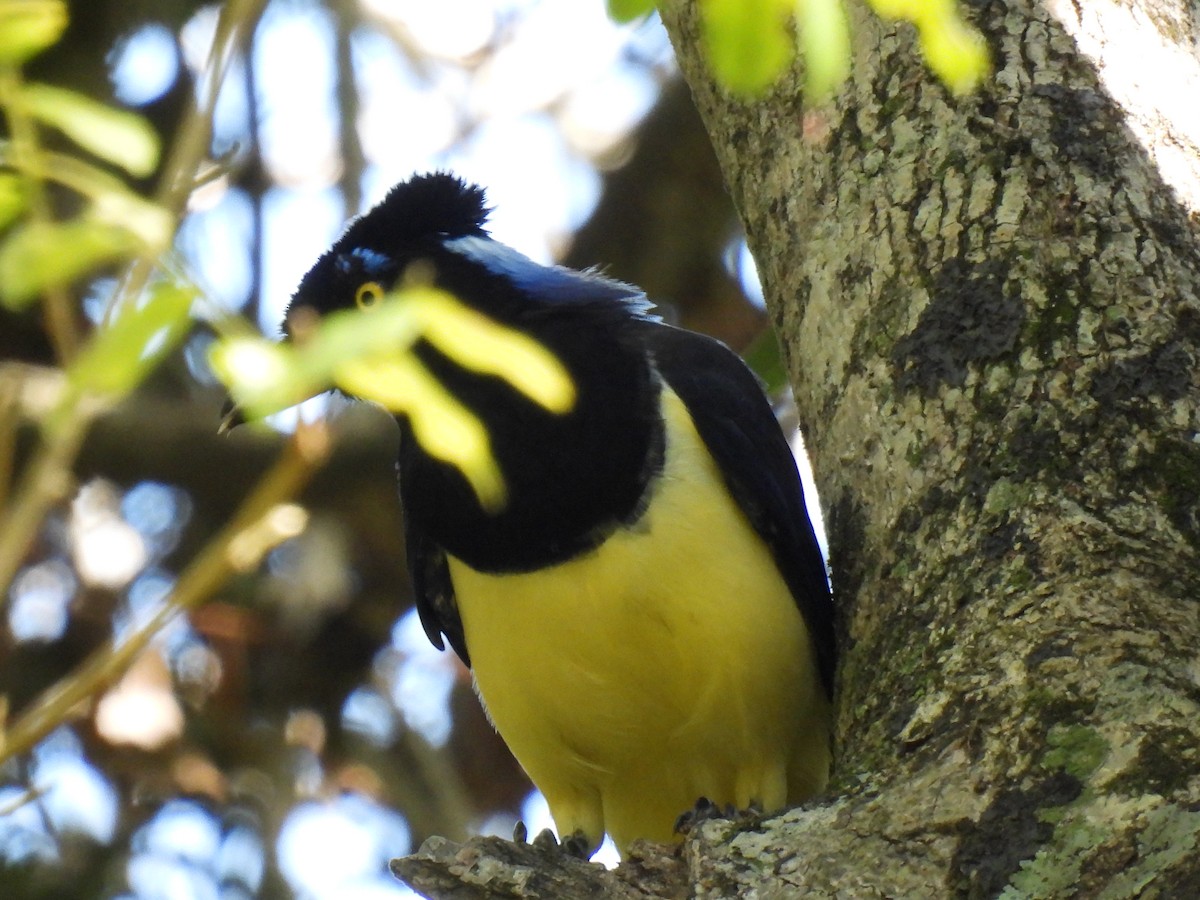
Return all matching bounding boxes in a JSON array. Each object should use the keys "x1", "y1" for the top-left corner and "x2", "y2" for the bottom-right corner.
[{"x1": 0, "y1": 0, "x2": 782, "y2": 896}]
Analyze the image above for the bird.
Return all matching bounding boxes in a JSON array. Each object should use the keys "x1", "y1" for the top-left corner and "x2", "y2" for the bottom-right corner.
[{"x1": 280, "y1": 171, "x2": 836, "y2": 856}]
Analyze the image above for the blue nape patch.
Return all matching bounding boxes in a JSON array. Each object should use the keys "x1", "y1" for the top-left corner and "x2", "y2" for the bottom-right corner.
[
  {"x1": 446, "y1": 235, "x2": 657, "y2": 319},
  {"x1": 336, "y1": 247, "x2": 393, "y2": 276}
]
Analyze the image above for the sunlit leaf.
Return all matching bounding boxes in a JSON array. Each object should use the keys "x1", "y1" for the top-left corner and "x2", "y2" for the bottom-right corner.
[
  {"x1": 0, "y1": 0, "x2": 66, "y2": 64},
  {"x1": 22, "y1": 83, "x2": 160, "y2": 177},
  {"x1": 797, "y1": 0, "x2": 851, "y2": 101},
  {"x1": 0, "y1": 172, "x2": 25, "y2": 230},
  {"x1": 866, "y1": 0, "x2": 988, "y2": 94},
  {"x1": 294, "y1": 300, "x2": 423, "y2": 391},
  {"x1": 337, "y1": 354, "x2": 509, "y2": 512},
  {"x1": 606, "y1": 0, "x2": 656, "y2": 23},
  {"x1": 413, "y1": 290, "x2": 575, "y2": 414},
  {"x1": 67, "y1": 280, "x2": 195, "y2": 398},
  {"x1": 917, "y1": 14, "x2": 989, "y2": 95},
  {"x1": 691, "y1": 0, "x2": 987, "y2": 98},
  {"x1": 210, "y1": 304, "x2": 425, "y2": 422},
  {"x1": 0, "y1": 217, "x2": 136, "y2": 309},
  {"x1": 701, "y1": 0, "x2": 794, "y2": 95},
  {"x1": 92, "y1": 189, "x2": 174, "y2": 252},
  {"x1": 209, "y1": 335, "x2": 306, "y2": 419}
]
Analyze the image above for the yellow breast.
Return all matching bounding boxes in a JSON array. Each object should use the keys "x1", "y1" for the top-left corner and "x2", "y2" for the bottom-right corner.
[{"x1": 447, "y1": 388, "x2": 830, "y2": 853}]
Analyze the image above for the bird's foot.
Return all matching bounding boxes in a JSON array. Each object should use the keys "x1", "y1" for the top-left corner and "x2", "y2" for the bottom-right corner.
[
  {"x1": 512, "y1": 821, "x2": 592, "y2": 859},
  {"x1": 674, "y1": 797, "x2": 765, "y2": 837},
  {"x1": 674, "y1": 796, "x2": 731, "y2": 837}
]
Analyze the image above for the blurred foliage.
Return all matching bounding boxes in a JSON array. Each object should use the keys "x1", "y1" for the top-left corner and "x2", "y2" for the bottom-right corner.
[
  {"x1": 65, "y1": 282, "x2": 195, "y2": 404},
  {"x1": 868, "y1": 0, "x2": 990, "y2": 94},
  {"x1": 0, "y1": 0, "x2": 66, "y2": 65},
  {"x1": 0, "y1": 0, "x2": 244, "y2": 729},
  {"x1": 609, "y1": 0, "x2": 988, "y2": 99},
  {"x1": 19, "y1": 82, "x2": 160, "y2": 178}
]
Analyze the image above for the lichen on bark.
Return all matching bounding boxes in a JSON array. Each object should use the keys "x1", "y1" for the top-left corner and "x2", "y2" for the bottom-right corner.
[{"x1": 655, "y1": 0, "x2": 1200, "y2": 894}]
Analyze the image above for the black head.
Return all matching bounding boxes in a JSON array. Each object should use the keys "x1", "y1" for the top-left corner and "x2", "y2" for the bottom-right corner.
[
  {"x1": 283, "y1": 171, "x2": 651, "y2": 338},
  {"x1": 284, "y1": 172, "x2": 492, "y2": 329},
  {"x1": 342, "y1": 172, "x2": 491, "y2": 250}
]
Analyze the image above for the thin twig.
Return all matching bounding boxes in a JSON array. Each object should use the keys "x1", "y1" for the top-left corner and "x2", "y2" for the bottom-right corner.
[
  {"x1": 0, "y1": 395, "x2": 92, "y2": 603},
  {"x1": 0, "y1": 783, "x2": 47, "y2": 818},
  {"x1": 333, "y1": 0, "x2": 365, "y2": 218},
  {"x1": 105, "y1": 0, "x2": 272, "y2": 326},
  {"x1": 0, "y1": 374, "x2": 18, "y2": 513}
]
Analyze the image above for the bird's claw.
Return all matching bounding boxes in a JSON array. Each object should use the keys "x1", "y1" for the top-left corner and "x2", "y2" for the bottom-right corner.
[
  {"x1": 675, "y1": 796, "x2": 763, "y2": 837},
  {"x1": 514, "y1": 822, "x2": 591, "y2": 859}
]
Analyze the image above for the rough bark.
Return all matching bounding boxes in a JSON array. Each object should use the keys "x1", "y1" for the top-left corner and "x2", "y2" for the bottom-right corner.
[{"x1": 395, "y1": 0, "x2": 1200, "y2": 896}]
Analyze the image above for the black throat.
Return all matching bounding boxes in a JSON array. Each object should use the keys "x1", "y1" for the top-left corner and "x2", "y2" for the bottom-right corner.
[{"x1": 396, "y1": 294, "x2": 663, "y2": 574}]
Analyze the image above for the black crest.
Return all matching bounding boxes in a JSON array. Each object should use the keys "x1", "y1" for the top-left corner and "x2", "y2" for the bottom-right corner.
[{"x1": 336, "y1": 172, "x2": 491, "y2": 254}]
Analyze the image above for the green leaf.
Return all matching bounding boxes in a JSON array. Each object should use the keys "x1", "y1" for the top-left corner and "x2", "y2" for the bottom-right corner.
[
  {"x1": 701, "y1": 0, "x2": 794, "y2": 95},
  {"x1": 337, "y1": 353, "x2": 509, "y2": 512},
  {"x1": 0, "y1": 0, "x2": 67, "y2": 64},
  {"x1": 742, "y1": 327, "x2": 788, "y2": 395},
  {"x1": 22, "y1": 83, "x2": 159, "y2": 177},
  {"x1": 210, "y1": 302, "x2": 424, "y2": 420},
  {"x1": 0, "y1": 172, "x2": 26, "y2": 230},
  {"x1": 67, "y1": 280, "x2": 195, "y2": 398},
  {"x1": 412, "y1": 289, "x2": 574, "y2": 414},
  {"x1": 0, "y1": 217, "x2": 137, "y2": 309},
  {"x1": 606, "y1": 0, "x2": 656, "y2": 23},
  {"x1": 209, "y1": 336, "x2": 301, "y2": 418},
  {"x1": 917, "y1": 14, "x2": 988, "y2": 95},
  {"x1": 866, "y1": 0, "x2": 989, "y2": 94},
  {"x1": 797, "y1": 0, "x2": 851, "y2": 101},
  {"x1": 92, "y1": 189, "x2": 174, "y2": 251}
]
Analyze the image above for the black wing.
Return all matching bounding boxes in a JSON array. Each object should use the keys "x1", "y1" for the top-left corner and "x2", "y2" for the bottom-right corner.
[{"x1": 636, "y1": 321, "x2": 837, "y2": 695}]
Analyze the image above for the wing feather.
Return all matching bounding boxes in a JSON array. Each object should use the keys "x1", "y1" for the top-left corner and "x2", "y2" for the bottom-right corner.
[{"x1": 636, "y1": 321, "x2": 837, "y2": 694}]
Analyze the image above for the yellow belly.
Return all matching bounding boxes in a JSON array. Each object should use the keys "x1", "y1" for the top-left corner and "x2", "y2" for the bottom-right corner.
[{"x1": 448, "y1": 389, "x2": 830, "y2": 853}]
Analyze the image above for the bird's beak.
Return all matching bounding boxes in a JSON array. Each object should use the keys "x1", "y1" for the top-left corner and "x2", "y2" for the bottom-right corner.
[
  {"x1": 217, "y1": 305, "x2": 317, "y2": 435},
  {"x1": 218, "y1": 395, "x2": 245, "y2": 435}
]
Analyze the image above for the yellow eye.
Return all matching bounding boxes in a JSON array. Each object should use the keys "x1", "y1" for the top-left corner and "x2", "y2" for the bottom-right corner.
[{"x1": 355, "y1": 281, "x2": 384, "y2": 310}]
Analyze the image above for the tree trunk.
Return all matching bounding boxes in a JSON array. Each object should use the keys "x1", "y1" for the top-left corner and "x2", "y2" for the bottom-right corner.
[{"x1": 394, "y1": 1, "x2": 1200, "y2": 895}]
